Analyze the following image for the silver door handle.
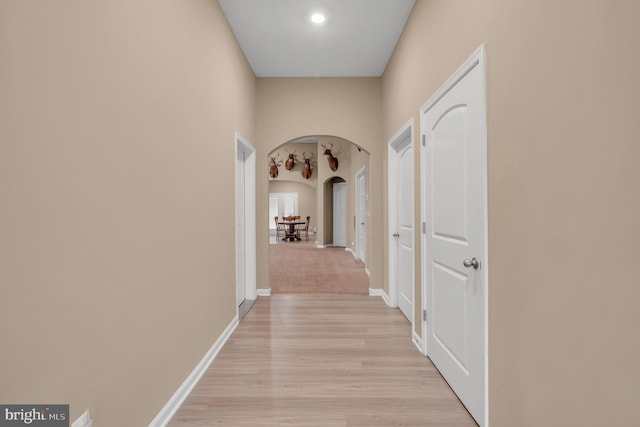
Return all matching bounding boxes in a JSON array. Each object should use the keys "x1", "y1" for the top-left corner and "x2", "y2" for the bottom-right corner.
[
  {"x1": 392, "y1": 233, "x2": 400, "y2": 238},
  {"x1": 463, "y1": 257, "x2": 480, "y2": 269}
]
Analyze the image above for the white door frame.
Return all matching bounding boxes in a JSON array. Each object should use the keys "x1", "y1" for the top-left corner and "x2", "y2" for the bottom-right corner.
[
  {"x1": 355, "y1": 166, "x2": 367, "y2": 263},
  {"x1": 420, "y1": 44, "x2": 488, "y2": 426},
  {"x1": 235, "y1": 132, "x2": 257, "y2": 307},
  {"x1": 387, "y1": 119, "x2": 414, "y2": 309}
]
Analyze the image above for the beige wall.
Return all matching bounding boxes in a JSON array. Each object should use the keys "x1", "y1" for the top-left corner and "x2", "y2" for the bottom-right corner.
[
  {"x1": 382, "y1": 0, "x2": 640, "y2": 425},
  {"x1": 0, "y1": 1, "x2": 255, "y2": 425},
  {"x1": 256, "y1": 78, "x2": 383, "y2": 291}
]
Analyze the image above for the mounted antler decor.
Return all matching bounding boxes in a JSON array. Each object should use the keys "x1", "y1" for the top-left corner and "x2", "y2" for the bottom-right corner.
[
  {"x1": 302, "y1": 152, "x2": 314, "y2": 179},
  {"x1": 269, "y1": 153, "x2": 283, "y2": 178},
  {"x1": 285, "y1": 149, "x2": 297, "y2": 171},
  {"x1": 321, "y1": 141, "x2": 339, "y2": 172}
]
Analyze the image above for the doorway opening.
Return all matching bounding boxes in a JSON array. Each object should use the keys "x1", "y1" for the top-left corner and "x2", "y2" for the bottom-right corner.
[
  {"x1": 235, "y1": 133, "x2": 256, "y2": 313},
  {"x1": 325, "y1": 176, "x2": 346, "y2": 247}
]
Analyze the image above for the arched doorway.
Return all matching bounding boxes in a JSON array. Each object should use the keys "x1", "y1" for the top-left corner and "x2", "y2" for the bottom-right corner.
[{"x1": 267, "y1": 135, "x2": 370, "y2": 294}]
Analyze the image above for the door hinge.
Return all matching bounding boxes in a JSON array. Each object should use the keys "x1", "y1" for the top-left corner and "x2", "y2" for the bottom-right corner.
[
  {"x1": 422, "y1": 134, "x2": 426, "y2": 146},
  {"x1": 422, "y1": 222, "x2": 426, "y2": 234},
  {"x1": 423, "y1": 309, "x2": 427, "y2": 322}
]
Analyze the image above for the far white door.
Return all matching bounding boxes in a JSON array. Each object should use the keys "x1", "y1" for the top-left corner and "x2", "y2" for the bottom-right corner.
[
  {"x1": 389, "y1": 130, "x2": 414, "y2": 322},
  {"x1": 333, "y1": 182, "x2": 347, "y2": 247},
  {"x1": 269, "y1": 196, "x2": 279, "y2": 232},
  {"x1": 269, "y1": 192, "x2": 298, "y2": 232},
  {"x1": 235, "y1": 149, "x2": 246, "y2": 306},
  {"x1": 356, "y1": 167, "x2": 367, "y2": 263},
  {"x1": 421, "y1": 46, "x2": 487, "y2": 426}
]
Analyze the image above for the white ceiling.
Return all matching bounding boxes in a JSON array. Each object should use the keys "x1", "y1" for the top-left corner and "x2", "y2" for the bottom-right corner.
[{"x1": 217, "y1": 0, "x2": 415, "y2": 77}]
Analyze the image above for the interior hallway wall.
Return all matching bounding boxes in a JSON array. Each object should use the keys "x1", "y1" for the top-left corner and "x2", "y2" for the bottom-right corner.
[
  {"x1": 0, "y1": 1, "x2": 256, "y2": 425},
  {"x1": 256, "y1": 78, "x2": 383, "y2": 291},
  {"x1": 382, "y1": 0, "x2": 640, "y2": 425}
]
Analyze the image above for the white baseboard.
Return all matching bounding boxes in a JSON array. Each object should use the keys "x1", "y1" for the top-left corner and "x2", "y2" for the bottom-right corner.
[
  {"x1": 412, "y1": 330, "x2": 425, "y2": 355},
  {"x1": 369, "y1": 288, "x2": 382, "y2": 297},
  {"x1": 316, "y1": 244, "x2": 327, "y2": 248},
  {"x1": 256, "y1": 288, "x2": 271, "y2": 297},
  {"x1": 381, "y1": 290, "x2": 391, "y2": 307},
  {"x1": 371, "y1": 289, "x2": 394, "y2": 310},
  {"x1": 345, "y1": 247, "x2": 357, "y2": 259},
  {"x1": 149, "y1": 315, "x2": 239, "y2": 427},
  {"x1": 364, "y1": 268, "x2": 371, "y2": 277}
]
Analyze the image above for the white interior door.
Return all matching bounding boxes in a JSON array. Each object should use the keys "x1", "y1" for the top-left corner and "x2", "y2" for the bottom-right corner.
[
  {"x1": 283, "y1": 196, "x2": 295, "y2": 217},
  {"x1": 421, "y1": 47, "x2": 486, "y2": 425},
  {"x1": 388, "y1": 122, "x2": 415, "y2": 320},
  {"x1": 356, "y1": 168, "x2": 367, "y2": 263},
  {"x1": 235, "y1": 149, "x2": 246, "y2": 306},
  {"x1": 396, "y1": 139, "x2": 414, "y2": 322},
  {"x1": 333, "y1": 182, "x2": 347, "y2": 247}
]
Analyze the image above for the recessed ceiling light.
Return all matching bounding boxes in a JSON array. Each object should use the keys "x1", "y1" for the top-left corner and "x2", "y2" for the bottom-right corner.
[{"x1": 311, "y1": 13, "x2": 325, "y2": 24}]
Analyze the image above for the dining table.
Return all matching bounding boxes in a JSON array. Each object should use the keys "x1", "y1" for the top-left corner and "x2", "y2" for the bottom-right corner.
[{"x1": 278, "y1": 221, "x2": 306, "y2": 241}]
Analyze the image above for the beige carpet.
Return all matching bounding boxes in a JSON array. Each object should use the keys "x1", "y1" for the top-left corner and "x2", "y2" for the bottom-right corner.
[{"x1": 269, "y1": 240, "x2": 370, "y2": 293}]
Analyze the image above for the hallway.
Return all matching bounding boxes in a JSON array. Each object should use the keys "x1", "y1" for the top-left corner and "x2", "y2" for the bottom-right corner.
[{"x1": 168, "y1": 294, "x2": 477, "y2": 426}]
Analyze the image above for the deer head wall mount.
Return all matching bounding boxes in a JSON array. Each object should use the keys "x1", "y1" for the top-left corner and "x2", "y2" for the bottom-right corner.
[
  {"x1": 285, "y1": 149, "x2": 297, "y2": 171},
  {"x1": 302, "y1": 152, "x2": 314, "y2": 179},
  {"x1": 269, "y1": 153, "x2": 283, "y2": 178},
  {"x1": 321, "y1": 142, "x2": 339, "y2": 172}
]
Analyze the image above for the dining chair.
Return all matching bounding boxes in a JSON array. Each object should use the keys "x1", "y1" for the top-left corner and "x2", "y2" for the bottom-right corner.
[
  {"x1": 274, "y1": 216, "x2": 286, "y2": 242},
  {"x1": 298, "y1": 216, "x2": 311, "y2": 241}
]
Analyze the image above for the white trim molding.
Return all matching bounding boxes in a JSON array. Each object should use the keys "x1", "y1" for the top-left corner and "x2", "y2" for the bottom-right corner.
[
  {"x1": 381, "y1": 290, "x2": 391, "y2": 307},
  {"x1": 412, "y1": 330, "x2": 425, "y2": 355},
  {"x1": 345, "y1": 247, "x2": 357, "y2": 259},
  {"x1": 149, "y1": 315, "x2": 239, "y2": 427},
  {"x1": 364, "y1": 268, "x2": 371, "y2": 277},
  {"x1": 71, "y1": 410, "x2": 92, "y2": 427},
  {"x1": 371, "y1": 289, "x2": 392, "y2": 308},
  {"x1": 256, "y1": 288, "x2": 271, "y2": 297}
]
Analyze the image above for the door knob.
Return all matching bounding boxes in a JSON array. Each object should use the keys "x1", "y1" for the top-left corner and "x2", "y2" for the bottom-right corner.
[
  {"x1": 392, "y1": 233, "x2": 400, "y2": 238},
  {"x1": 463, "y1": 257, "x2": 480, "y2": 269}
]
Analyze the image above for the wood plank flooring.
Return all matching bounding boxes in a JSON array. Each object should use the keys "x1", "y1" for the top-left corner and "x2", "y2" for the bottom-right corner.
[{"x1": 169, "y1": 294, "x2": 477, "y2": 426}]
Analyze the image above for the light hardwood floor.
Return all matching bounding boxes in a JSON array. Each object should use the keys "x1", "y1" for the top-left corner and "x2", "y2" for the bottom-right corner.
[{"x1": 169, "y1": 294, "x2": 477, "y2": 426}]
